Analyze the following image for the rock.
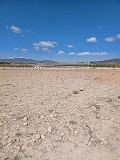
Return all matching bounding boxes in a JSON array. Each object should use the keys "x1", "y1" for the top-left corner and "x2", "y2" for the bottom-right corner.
[
  {"x1": 80, "y1": 88, "x2": 83, "y2": 91},
  {"x1": 50, "y1": 114, "x2": 54, "y2": 118},
  {"x1": 68, "y1": 120, "x2": 77, "y2": 125},
  {"x1": 48, "y1": 126, "x2": 52, "y2": 132},
  {"x1": 58, "y1": 136, "x2": 62, "y2": 141},
  {"x1": 8, "y1": 116, "x2": 12, "y2": 119},
  {"x1": 74, "y1": 130, "x2": 78, "y2": 135},
  {"x1": 73, "y1": 91, "x2": 79, "y2": 94},
  {"x1": 47, "y1": 147, "x2": 50, "y2": 151},
  {"x1": 15, "y1": 132, "x2": 22, "y2": 136},
  {"x1": 41, "y1": 134, "x2": 45, "y2": 139},
  {"x1": 23, "y1": 117, "x2": 28, "y2": 121},
  {"x1": 0, "y1": 121, "x2": 4, "y2": 127},
  {"x1": 48, "y1": 109, "x2": 55, "y2": 113},
  {"x1": 3, "y1": 113, "x2": 6, "y2": 116},
  {"x1": 118, "y1": 96, "x2": 120, "y2": 99},
  {"x1": 40, "y1": 115, "x2": 44, "y2": 119},
  {"x1": 32, "y1": 134, "x2": 41, "y2": 143},
  {"x1": 35, "y1": 134, "x2": 40, "y2": 140},
  {"x1": 23, "y1": 122, "x2": 28, "y2": 126},
  {"x1": 54, "y1": 113, "x2": 58, "y2": 117}
]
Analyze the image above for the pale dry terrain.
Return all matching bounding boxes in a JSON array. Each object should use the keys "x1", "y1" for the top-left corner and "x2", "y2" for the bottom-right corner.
[{"x1": 0, "y1": 67, "x2": 120, "y2": 160}]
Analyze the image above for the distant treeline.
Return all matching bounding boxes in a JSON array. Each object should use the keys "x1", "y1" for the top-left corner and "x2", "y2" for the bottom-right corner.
[
  {"x1": 0, "y1": 62, "x2": 33, "y2": 67},
  {"x1": 51, "y1": 63, "x2": 120, "y2": 68},
  {"x1": 0, "y1": 62, "x2": 120, "y2": 68}
]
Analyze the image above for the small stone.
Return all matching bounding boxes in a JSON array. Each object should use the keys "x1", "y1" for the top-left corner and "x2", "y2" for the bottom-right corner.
[
  {"x1": 40, "y1": 115, "x2": 44, "y2": 119},
  {"x1": 3, "y1": 113, "x2": 6, "y2": 116},
  {"x1": 73, "y1": 91, "x2": 79, "y2": 94},
  {"x1": 35, "y1": 134, "x2": 40, "y2": 140},
  {"x1": 41, "y1": 134, "x2": 45, "y2": 139},
  {"x1": 69, "y1": 120, "x2": 77, "y2": 125},
  {"x1": 48, "y1": 126, "x2": 52, "y2": 132},
  {"x1": 22, "y1": 144, "x2": 28, "y2": 150},
  {"x1": 48, "y1": 109, "x2": 54, "y2": 113},
  {"x1": 59, "y1": 136, "x2": 62, "y2": 141},
  {"x1": 23, "y1": 122, "x2": 28, "y2": 126},
  {"x1": 67, "y1": 122, "x2": 70, "y2": 126},
  {"x1": 0, "y1": 122, "x2": 3, "y2": 127},
  {"x1": 15, "y1": 132, "x2": 22, "y2": 136},
  {"x1": 54, "y1": 114, "x2": 58, "y2": 117},
  {"x1": 8, "y1": 116, "x2": 12, "y2": 119},
  {"x1": 101, "y1": 142, "x2": 103, "y2": 145},
  {"x1": 47, "y1": 147, "x2": 50, "y2": 151},
  {"x1": 23, "y1": 117, "x2": 28, "y2": 121},
  {"x1": 80, "y1": 88, "x2": 83, "y2": 91},
  {"x1": 74, "y1": 130, "x2": 78, "y2": 135},
  {"x1": 118, "y1": 96, "x2": 120, "y2": 99},
  {"x1": 95, "y1": 105, "x2": 100, "y2": 109},
  {"x1": 14, "y1": 145, "x2": 20, "y2": 150},
  {"x1": 50, "y1": 114, "x2": 54, "y2": 118}
]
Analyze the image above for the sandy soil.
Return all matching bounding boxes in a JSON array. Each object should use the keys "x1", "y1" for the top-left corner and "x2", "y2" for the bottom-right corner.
[{"x1": 0, "y1": 67, "x2": 120, "y2": 160}]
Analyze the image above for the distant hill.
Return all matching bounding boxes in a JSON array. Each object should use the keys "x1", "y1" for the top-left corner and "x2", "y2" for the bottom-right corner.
[
  {"x1": 96, "y1": 58, "x2": 120, "y2": 64},
  {"x1": 38, "y1": 60, "x2": 58, "y2": 65},
  {"x1": 0, "y1": 58, "x2": 120, "y2": 65},
  {"x1": 0, "y1": 58, "x2": 57, "y2": 65}
]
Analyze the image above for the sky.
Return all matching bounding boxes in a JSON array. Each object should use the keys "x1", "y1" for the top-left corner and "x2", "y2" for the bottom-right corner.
[{"x1": 0, "y1": 0, "x2": 120, "y2": 62}]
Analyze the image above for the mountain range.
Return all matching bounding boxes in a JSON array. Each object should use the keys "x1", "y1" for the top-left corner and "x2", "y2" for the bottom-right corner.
[
  {"x1": 0, "y1": 58, "x2": 57, "y2": 65},
  {"x1": 0, "y1": 58, "x2": 120, "y2": 64}
]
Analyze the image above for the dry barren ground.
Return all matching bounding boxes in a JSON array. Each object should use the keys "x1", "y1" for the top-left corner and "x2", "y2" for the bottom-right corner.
[{"x1": 0, "y1": 67, "x2": 120, "y2": 160}]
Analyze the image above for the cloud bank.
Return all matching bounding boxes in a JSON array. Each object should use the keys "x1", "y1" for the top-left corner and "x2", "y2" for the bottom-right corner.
[
  {"x1": 68, "y1": 52, "x2": 76, "y2": 55},
  {"x1": 67, "y1": 44, "x2": 74, "y2": 48},
  {"x1": 67, "y1": 51, "x2": 108, "y2": 56},
  {"x1": 33, "y1": 41, "x2": 57, "y2": 51},
  {"x1": 9, "y1": 25, "x2": 21, "y2": 33},
  {"x1": 14, "y1": 48, "x2": 28, "y2": 53},
  {"x1": 86, "y1": 37, "x2": 98, "y2": 43},
  {"x1": 57, "y1": 51, "x2": 65, "y2": 55},
  {"x1": 78, "y1": 52, "x2": 108, "y2": 56},
  {"x1": 105, "y1": 34, "x2": 120, "y2": 42}
]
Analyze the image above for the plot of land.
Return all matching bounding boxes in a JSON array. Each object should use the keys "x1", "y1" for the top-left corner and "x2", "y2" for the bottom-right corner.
[{"x1": 0, "y1": 67, "x2": 120, "y2": 160}]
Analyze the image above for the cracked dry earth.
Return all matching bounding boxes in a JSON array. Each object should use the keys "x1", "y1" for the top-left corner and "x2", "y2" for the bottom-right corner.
[{"x1": 0, "y1": 67, "x2": 120, "y2": 160}]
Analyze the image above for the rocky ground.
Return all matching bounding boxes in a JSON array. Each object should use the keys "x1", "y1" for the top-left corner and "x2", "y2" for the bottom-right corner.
[{"x1": 0, "y1": 67, "x2": 120, "y2": 160}]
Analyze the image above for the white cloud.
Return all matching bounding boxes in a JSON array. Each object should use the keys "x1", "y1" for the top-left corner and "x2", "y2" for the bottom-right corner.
[
  {"x1": 6, "y1": 25, "x2": 33, "y2": 35},
  {"x1": 13, "y1": 48, "x2": 28, "y2": 53},
  {"x1": 77, "y1": 52, "x2": 108, "y2": 56},
  {"x1": 10, "y1": 25, "x2": 21, "y2": 33},
  {"x1": 105, "y1": 37, "x2": 115, "y2": 42},
  {"x1": 16, "y1": 57, "x2": 25, "y2": 58},
  {"x1": 86, "y1": 37, "x2": 98, "y2": 43},
  {"x1": 20, "y1": 48, "x2": 28, "y2": 53},
  {"x1": 57, "y1": 51, "x2": 108, "y2": 56},
  {"x1": 116, "y1": 34, "x2": 120, "y2": 39},
  {"x1": 105, "y1": 33, "x2": 120, "y2": 42},
  {"x1": 14, "y1": 48, "x2": 18, "y2": 51},
  {"x1": 68, "y1": 52, "x2": 76, "y2": 55},
  {"x1": 33, "y1": 41, "x2": 57, "y2": 51},
  {"x1": 42, "y1": 48, "x2": 51, "y2": 52},
  {"x1": 57, "y1": 51, "x2": 65, "y2": 55},
  {"x1": 67, "y1": 44, "x2": 74, "y2": 48}
]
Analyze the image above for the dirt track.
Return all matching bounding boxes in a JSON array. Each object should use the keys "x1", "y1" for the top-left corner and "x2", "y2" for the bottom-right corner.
[{"x1": 0, "y1": 67, "x2": 120, "y2": 160}]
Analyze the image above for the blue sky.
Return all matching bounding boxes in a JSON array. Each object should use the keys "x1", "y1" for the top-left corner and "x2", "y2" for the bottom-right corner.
[{"x1": 0, "y1": 0, "x2": 120, "y2": 62}]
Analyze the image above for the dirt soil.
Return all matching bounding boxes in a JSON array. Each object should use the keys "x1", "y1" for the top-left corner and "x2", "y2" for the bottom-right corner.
[{"x1": 0, "y1": 67, "x2": 120, "y2": 160}]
